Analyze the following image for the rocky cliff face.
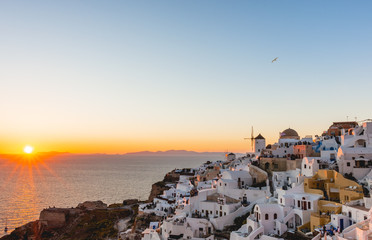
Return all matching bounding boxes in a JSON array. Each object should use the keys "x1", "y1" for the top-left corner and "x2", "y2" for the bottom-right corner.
[
  {"x1": 148, "y1": 181, "x2": 171, "y2": 202},
  {"x1": 147, "y1": 170, "x2": 180, "y2": 202},
  {"x1": 1, "y1": 206, "x2": 132, "y2": 240}
]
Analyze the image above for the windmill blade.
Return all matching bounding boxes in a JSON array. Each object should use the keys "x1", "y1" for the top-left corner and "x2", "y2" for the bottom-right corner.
[
  {"x1": 243, "y1": 126, "x2": 255, "y2": 152},
  {"x1": 251, "y1": 126, "x2": 254, "y2": 152}
]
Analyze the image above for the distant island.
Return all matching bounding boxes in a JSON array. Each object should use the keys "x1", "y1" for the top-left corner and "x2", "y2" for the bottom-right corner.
[{"x1": 125, "y1": 150, "x2": 228, "y2": 156}]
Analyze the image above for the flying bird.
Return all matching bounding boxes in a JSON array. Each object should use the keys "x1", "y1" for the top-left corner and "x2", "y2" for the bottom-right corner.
[{"x1": 271, "y1": 57, "x2": 278, "y2": 63}]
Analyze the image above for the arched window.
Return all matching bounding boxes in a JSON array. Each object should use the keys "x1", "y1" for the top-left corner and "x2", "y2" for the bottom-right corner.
[
  {"x1": 274, "y1": 213, "x2": 277, "y2": 219},
  {"x1": 265, "y1": 214, "x2": 269, "y2": 220}
]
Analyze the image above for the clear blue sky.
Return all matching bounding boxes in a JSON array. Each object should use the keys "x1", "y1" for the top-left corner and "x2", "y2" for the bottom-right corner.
[{"x1": 0, "y1": 1, "x2": 371, "y2": 153}]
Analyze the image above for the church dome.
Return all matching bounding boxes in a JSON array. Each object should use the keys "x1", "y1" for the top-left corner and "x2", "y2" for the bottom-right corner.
[{"x1": 280, "y1": 128, "x2": 299, "y2": 139}]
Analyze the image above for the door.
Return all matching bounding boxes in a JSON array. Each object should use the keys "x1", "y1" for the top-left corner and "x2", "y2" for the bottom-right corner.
[{"x1": 340, "y1": 219, "x2": 344, "y2": 231}]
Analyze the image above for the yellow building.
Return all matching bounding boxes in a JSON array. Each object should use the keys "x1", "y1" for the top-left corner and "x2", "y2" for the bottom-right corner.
[
  {"x1": 304, "y1": 170, "x2": 363, "y2": 204},
  {"x1": 310, "y1": 200, "x2": 342, "y2": 231},
  {"x1": 304, "y1": 170, "x2": 364, "y2": 231}
]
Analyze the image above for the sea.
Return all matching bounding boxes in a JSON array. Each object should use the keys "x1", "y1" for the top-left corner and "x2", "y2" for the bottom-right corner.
[{"x1": 0, "y1": 152, "x2": 224, "y2": 237}]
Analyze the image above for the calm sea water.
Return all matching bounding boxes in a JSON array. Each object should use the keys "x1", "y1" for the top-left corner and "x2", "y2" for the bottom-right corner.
[{"x1": 0, "y1": 153, "x2": 223, "y2": 236}]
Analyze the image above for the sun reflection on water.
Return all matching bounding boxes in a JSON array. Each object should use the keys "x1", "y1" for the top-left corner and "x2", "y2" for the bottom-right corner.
[{"x1": 0, "y1": 153, "x2": 67, "y2": 236}]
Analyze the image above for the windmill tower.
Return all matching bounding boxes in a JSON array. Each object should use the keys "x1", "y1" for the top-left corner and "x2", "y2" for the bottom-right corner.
[
  {"x1": 254, "y1": 134, "x2": 266, "y2": 153},
  {"x1": 244, "y1": 126, "x2": 254, "y2": 152}
]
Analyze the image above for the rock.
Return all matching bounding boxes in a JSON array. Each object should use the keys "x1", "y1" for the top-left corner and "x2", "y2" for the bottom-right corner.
[
  {"x1": 123, "y1": 199, "x2": 138, "y2": 206},
  {"x1": 77, "y1": 200, "x2": 107, "y2": 210},
  {"x1": 162, "y1": 171, "x2": 180, "y2": 182},
  {"x1": 148, "y1": 181, "x2": 170, "y2": 202}
]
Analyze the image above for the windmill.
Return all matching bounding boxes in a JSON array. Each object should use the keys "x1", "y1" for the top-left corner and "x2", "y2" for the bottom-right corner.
[{"x1": 244, "y1": 126, "x2": 254, "y2": 152}]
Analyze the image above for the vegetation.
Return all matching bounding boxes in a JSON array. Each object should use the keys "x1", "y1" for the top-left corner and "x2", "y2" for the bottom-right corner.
[
  {"x1": 108, "y1": 203, "x2": 123, "y2": 208},
  {"x1": 59, "y1": 208, "x2": 131, "y2": 240}
]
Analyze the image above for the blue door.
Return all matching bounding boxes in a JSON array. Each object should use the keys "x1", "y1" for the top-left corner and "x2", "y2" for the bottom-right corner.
[{"x1": 340, "y1": 219, "x2": 344, "y2": 231}]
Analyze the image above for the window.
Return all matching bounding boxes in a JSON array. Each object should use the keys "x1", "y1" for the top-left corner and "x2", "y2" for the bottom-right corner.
[
  {"x1": 304, "y1": 164, "x2": 307, "y2": 169},
  {"x1": 298, "y1": 200, "x2": 300, "y2": 208},
  {"x1": 216, "y1": 211, "x2": 218, "y2": 215},
  {"x1": 280, "y1": 198, "x2": 282, "y2": 204},
  {"x1": 274, "y1": 213, "x2": 277, "y2": 219},
  {"x1": 265, "y1": 214, "x2": 269, "y2": 220},
  {"x1": 220, "y1": 206, "x2": 222, "y2": 210},
  {"x1": 348, "y1": 212, "x2": 352, "y2": 218},
  {"x1": 308, "y1": 202, "x2": 311, "y2": 209},
  {"x1": 224, "y1": 212, "x2": 226, "y2": 216},
  {"x1": 347, "y1": 162, "x2": 351, "y2": 167},
  {"x1": 202, "y1": 210, "x2": 204, "y2": 213}
]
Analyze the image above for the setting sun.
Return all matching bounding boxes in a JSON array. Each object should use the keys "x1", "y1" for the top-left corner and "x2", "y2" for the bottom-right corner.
[{"x1": 24, "y1": 145, "x2": 34, "y2": 154}]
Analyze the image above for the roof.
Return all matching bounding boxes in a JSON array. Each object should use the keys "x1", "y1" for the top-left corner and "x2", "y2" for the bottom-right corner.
[
  {"x1": 221, "y1": 170, "x2": 251, "y2": 180},
  {"x1": 255, "y1": 134, "x2": 265, "y2": 139},
  {"x1": 256, "y1": 203, "x2": 282, "y2": 213},
  {"x1": 283, "y1": 193, "x2": 323, "y2": 201},
  {"x1": 280, "y1": 128, "x2": 299, "y2": 138},
  {"x1": 220, "y1": 178, "x2": 236, "y2": 183},
  {"x1": 332, "y1": 121, "x2": 358, "y2": 126}
]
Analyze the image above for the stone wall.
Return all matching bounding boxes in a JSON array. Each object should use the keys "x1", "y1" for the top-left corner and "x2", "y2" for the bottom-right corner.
[
  {"x1": 39, "y1": 209, "x2": 67, "y2": 229},
  {"x1": 248, "y1": 165, "x2": 268, "y2": 183}
]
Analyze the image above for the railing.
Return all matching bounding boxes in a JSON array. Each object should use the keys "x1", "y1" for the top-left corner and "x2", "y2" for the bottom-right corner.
[
  {"x1": 282, "y1": 209, "x2": 294, "y2": 224},
  {"x1": 247, "y1": 225, "x2": 264, "y2": 240},
  {"x1": 311, "y1": 212, "x2": 331, "y2": 220}
]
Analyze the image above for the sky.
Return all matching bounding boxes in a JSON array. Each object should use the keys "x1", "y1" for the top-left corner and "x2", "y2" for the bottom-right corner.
[{"x1": 0, "y1": 1, "x2": 371, "y2": 154}]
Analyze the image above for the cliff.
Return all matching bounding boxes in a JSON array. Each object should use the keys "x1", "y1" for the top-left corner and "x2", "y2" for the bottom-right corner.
[
  {"x1": 147, "y1": 170, "x2": 180, "y2": 202},
  {"x1": 1, "y1": 202, "x2": 131, "y2": 240}
]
